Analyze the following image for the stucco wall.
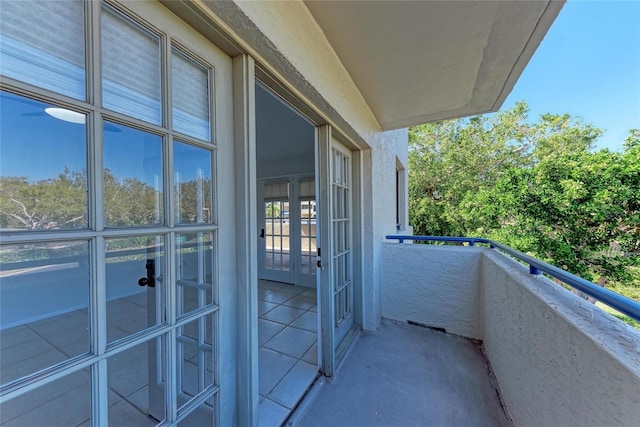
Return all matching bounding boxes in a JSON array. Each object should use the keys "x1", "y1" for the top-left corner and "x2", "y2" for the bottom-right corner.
[
  {"x1": 482, "y1": 250, "x2": 640, "y2": 427},
  {"x1": 381, "y1": 243, "x2": 483, "y2": 339}
]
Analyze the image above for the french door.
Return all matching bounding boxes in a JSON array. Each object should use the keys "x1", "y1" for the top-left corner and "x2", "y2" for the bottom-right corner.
[
  {"x1": 259, "y1": 180, "x2": 293, "y2": 283},
  {"x1": 258, "y1": 178, "x2": 317, "y2": 287},
  {"x1": 318, "y1": 127, "x2": 356, "y2": 377},
  {"x1": 0, "y1": 1, "x2": 231, "y2": 425}
]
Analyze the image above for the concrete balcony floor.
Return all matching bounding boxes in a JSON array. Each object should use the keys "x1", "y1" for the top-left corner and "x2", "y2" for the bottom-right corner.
[{"x1": 296, "y1": 319, "x2": 511, "y2": 427}]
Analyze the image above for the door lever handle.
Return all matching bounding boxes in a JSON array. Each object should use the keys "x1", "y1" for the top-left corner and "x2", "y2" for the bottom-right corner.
[
  {"x1": 260, "y1": 228, "x2": 265, "y2": 238},
  {"x1": 138, "y1": 259, "x2": 156, "y2": 287}
]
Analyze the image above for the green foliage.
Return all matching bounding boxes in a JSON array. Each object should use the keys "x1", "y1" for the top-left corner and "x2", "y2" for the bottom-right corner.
[
  {"x1": 0, "y1": 168, "x2": 87, "y2": 230},
  {"x1": 265, "y1": 202, "x2": 281, "y2": 219},
  {"x1": 104, "y1": 169, "x2": 160, "y2": 227},
  {"x1": 409, "y1": 103, "x2": 639, "y2": 296},
  {"x1": 1, "y1": 168, "x2": 211, "y2": 231}
]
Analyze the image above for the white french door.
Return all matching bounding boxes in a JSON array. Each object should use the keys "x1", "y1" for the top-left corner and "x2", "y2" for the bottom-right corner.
[
  {"x1": 318, "y1": 127, "x2": 357, "y2": 377},
  {"x1": 0, "y1": 1, "x2": 231, "y2": 425},
  {"x1": 259, "y1": 180, "x2": 294, "y2": 283},
  {"x1": 258, "y1": 178, "x2": 317, "y2": 287}
]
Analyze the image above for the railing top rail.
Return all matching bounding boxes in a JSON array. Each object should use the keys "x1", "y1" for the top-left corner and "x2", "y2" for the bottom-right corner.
[{"x1": 386, "y1": 235, "x2": 640, "y2": 323}]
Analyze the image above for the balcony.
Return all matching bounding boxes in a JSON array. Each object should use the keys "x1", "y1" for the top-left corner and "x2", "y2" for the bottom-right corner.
[{"x1": 291, "y1": 239, "x2": 640, "y2": 427}]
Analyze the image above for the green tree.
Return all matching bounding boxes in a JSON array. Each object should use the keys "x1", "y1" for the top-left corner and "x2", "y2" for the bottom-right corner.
[
  {"x1": 409, "y1": 103, "x2": 638, "y2": 294},
  {"x1": 493, "y1": 146, "x2": 639, "y2": 284},
  {"x1": 409, "y1": 102, "x2": 601, "y2": 237}
]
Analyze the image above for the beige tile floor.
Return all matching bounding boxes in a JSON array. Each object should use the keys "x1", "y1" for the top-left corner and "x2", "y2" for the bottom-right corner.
[
  {"x1": 1, "y1": 293, "x2": 160, "y2": 427},
  {"x1": 257, "y1": 280, "x2": 319, "y2": 427},
  {"x1": 1, "y1": 281, "x2": 318, "y2": 427}
]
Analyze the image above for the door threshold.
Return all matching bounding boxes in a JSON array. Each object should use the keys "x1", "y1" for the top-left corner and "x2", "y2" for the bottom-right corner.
[{"x1": 281, "y1": 373, "x2": 324, "y2": 427}]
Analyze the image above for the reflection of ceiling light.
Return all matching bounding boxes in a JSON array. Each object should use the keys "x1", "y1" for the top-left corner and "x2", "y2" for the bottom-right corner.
[{"x1": 44, "y1": 107, "x2": 86, "y2": 124}]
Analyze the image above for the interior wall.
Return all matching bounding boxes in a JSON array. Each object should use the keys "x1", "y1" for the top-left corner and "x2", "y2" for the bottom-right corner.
[{"x1": 255, "y1": 83, "x2": 315, "y2": 179}]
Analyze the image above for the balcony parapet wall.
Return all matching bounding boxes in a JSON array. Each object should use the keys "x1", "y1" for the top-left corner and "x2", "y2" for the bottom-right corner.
[
  {"x1": 381, "y1": 242, "x2": 640, "y2": 427},
  {"x1": 382, "y1": 243, "x2": 484, "y2": 339},
  {"x1": 482, "y1": 249, "x2": 640, "y2": 427}
]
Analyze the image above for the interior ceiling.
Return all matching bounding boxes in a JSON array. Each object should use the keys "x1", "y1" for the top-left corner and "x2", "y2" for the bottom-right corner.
[
  {"x1": 255, "y1": 83, "x2": 315, "y2": 165},
  {"x1": 304, "y1": 0, "x2": 564, "y2": 130}
]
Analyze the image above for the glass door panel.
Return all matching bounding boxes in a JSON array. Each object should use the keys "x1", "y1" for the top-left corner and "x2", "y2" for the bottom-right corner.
[
  {"x1": 259, "y1": 181, "x2": 294, "y2": 283},
  {"x1": 105, "y1": 235, "x2": 165, "y2": 343}
]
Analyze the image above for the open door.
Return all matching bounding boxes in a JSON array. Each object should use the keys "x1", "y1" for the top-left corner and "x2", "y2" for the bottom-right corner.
[{"x1": 317, "y1": 126, "x2": 357, "y2": 377}]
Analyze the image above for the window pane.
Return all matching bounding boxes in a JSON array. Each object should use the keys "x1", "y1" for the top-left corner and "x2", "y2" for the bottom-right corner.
[
  {"x1": 178, "y1": 402, "x2": 214, "y2": 426},
  {"x1": 108, "y1": 339, "x2": 164, "y2": 425},
  {"x1": 264, "y1": 200, "x2": 290, "y2": 272},
  {"x1": 0, "y1": 0, "x2": 85, "y2": 99},
  {"x1": 104, "y1": 121, "x2": 163, "y2": 228},
  {"x1": 174, "y1": 142, "x2": 213, "y2": 224},
  {"x1": 0, "y1": 241, "x2": 90, "y2": 385},
  {"x1": 172, "y1": 48, "x2": 210, "y2": 141},
  {"x1": 300, "y1": 200, "x2": 317, "y2": 275},
  {"x1": 177, "y1": 232, "x2": 214, "y2": 317},
  {"x1": 106, "y1": 235, "x2": 165, "y2": 343},
  {"x1": 0, "y1": 370, "x2": 91, "y2": 426},
  {"x1": 102, "y1": 3, "x2": 161, "y2": 125},
  {"x1": 178, "y1": 315, "x2": 214, "y2": 401},
  {"x1": 0, "y1": 91, "x2": 87, "y2": 231}
]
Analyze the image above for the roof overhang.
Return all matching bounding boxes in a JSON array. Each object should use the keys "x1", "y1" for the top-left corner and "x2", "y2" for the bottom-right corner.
[{"x1": 304, "y1": 0, "x2": 565, "y2": 129}]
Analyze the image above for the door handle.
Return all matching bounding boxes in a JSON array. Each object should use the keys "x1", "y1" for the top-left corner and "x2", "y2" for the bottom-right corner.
[
  {"x1": 138, "y1": 259, "x2": 156, "y2": 287},
  {"x1": 260, "y1": 228, "x2": 265, "y2": 238}
]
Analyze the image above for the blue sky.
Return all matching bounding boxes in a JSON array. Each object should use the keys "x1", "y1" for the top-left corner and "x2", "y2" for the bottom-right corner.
[{"x1": 503, "y1": 0, "x2": 640, "y2": 152}]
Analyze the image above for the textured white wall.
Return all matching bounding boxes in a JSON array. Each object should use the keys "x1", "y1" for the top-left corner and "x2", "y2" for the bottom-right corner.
[
  {"x1": 482, "y1": 250, "x2": 640, "y2": 427},
  {"x1": 232, "y1": 0, "x2": 381, "y2": 139},
  {"x1": 381, "y1": 243, "x2": 483, "y2": 339}
]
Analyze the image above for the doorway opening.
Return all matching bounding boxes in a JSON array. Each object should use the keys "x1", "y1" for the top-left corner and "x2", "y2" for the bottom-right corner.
[{"x1": 255, "y1": 82, "x2": 319, "y2": 425}]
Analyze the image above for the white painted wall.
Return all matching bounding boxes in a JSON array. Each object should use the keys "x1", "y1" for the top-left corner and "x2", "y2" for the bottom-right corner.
[
  {"x1": 482, "y1": 250, "x2": 640, "y2": 427},
  {"x1": 381, "y1": 243, "x2": 640, "y2": 426},
  {"x1": 366, "y1": 129, "x2": 409, "y2": 331},
  {"x1": 381, "y1": 243, "x2": 483, "y2": 339}
]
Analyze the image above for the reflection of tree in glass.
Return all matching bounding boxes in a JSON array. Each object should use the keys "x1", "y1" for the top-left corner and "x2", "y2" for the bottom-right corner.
[
  {"x1": 176, "y1": 178, "x2": 212, "y2": 223},
  {"x1": 105, "y1": 169, "x2": 162, "y2": 227},
  {"x1": 0, "y1": 168, "x2": 165, "y2": 230},
  {"x1": 0, "y1": 168, "x2": 87, "y2": 230}
]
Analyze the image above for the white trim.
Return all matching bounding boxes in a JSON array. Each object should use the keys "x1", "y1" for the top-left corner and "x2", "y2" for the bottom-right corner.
[{"x1": 232, "y1": 54, "x2": 258, "y2": 427}]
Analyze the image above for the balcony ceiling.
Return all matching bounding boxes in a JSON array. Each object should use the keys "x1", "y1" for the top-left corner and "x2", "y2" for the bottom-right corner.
[{"x1": 304, "y1": 0, "x2": 564, "y2": 130}]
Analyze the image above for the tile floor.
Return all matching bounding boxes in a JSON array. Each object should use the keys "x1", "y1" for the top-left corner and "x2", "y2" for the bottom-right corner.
[
  {"x1": 1, "y1": 293, "x2": 164, "y2": 427},
  {"x1": 257, "y1": 280, "x2": 319, "y2": 427},
  {"x1": 1, "y1": 280, "x2": 318, "y2": 427}
]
